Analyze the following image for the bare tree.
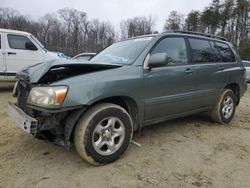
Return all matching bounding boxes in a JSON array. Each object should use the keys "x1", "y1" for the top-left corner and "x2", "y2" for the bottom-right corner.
[
  {"x1": 164, "y1": 11, "x2": 184, "y2": 30},
  {"x1": 86, "y1": 19, "x2": 115, "y2": 52},
  {"x1": 120, "y1": 16, "x2": 155, "y2": 39},
  {"x1": 39, "y1": 14, "x2": 56, "y2": 45}
]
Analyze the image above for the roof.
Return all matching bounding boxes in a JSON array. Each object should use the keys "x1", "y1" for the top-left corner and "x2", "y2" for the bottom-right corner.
[
  {"x1": 163, "y1": 30, "x2": 228, "y2": 41},
  {"x1": 125, "y1": 31, "x2": 228, "y2": 44},
  {"x1": 0, "y1": 28, "x2": 31, "y2": 36}
]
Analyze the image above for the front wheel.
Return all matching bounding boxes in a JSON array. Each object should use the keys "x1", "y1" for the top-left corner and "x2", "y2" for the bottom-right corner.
[
  {"x1": 211, "y1": 89, "x2": 236, "y2": 124},
  {"x1": 74, "y1": 103, "x2": 133, "y2": 165}
]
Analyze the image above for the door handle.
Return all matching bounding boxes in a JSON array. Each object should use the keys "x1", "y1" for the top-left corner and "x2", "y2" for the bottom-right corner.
[
  {"x1": 185, "y1": 68, "x2": 193, "y2": 75},
  {"x1": 7, "y1": 52, "x2": 17, "y2": 55}
]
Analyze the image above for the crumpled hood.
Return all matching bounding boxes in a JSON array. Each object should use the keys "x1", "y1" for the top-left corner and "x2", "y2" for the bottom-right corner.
[{"x1": 16, "y1": 59, "x2": 122, "y2": 84}]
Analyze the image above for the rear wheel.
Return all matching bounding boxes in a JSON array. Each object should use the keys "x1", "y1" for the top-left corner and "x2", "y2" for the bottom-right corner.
[
  {"x1": 211, "y1": 89, "x2": 236, "y2": 124},
  {"x1": 74, "y1": 103, "x2": 133, "y2": 165}
]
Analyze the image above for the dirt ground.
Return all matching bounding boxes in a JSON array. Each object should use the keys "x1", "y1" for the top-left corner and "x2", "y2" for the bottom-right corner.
[{"x1": 0, "y1": 85, "x2": 250, "y2": 188}]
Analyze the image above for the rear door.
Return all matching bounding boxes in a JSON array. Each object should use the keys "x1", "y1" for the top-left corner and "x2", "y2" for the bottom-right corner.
[
  {"x1": 144, "y1": 36, "x2": 196, "y2": 124},
  {"x1": 243, "y1": 61, "x2": 250, "y2": 81},
  {"x1": 188, "y1": 38, "x2": 230, "y2": 108},
  {"x1": 214, "y1": 42, "x2": 243, "y2": 88},
  {"x1": 5, "y1": 34, "x2": 44, "y2": 74}
]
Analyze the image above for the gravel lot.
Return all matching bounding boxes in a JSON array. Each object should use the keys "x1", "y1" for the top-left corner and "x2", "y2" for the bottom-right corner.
[{"x1": 0, "y1": 85, "x2": 250, "y2": 188}]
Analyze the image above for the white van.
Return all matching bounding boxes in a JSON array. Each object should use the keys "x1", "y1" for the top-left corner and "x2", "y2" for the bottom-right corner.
[{"x1": 0, "y1": 28, "x2": 60, "y2": 81}]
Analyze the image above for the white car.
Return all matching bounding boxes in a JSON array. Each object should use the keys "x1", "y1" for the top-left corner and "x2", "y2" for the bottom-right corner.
[
  {"x1": 242, "y1": 61, "x2": 250, "y2": 82},
  {"x1": 72, "y1": 53, "x2": 96, "y2": 61},
  {"x1": 0, "y1": 28, "x2": 60, "y2": 81}
]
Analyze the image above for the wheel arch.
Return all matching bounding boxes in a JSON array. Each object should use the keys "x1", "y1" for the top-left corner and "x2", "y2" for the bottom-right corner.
[
  {"x1": 64, "y1": 95, "x2": 140, "y2": 147},
  {"x1": 89, "y1": 96, "x2": 140, "y2": 131},
  {"x1": 224, "y1": 83, "x2": 240, "y2": 105}
]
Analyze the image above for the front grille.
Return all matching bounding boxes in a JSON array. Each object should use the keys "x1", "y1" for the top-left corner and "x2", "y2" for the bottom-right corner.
[{"x1": 17, "y1": 80, "x2": 30, "y2": 112}]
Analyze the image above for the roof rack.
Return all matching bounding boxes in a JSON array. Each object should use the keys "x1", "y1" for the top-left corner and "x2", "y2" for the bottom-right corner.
[{"x1": 163, "y1": 30, "x2": 228, "y2": 41}]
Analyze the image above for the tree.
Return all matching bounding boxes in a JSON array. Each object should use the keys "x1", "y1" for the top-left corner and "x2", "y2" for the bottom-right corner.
[
  {"x1": 0, "y1": 8, "x2": 19, "y2": 29},
  {"x1": 120, "y1": 16, "x2": 154, "y2": 39},
  {"x1": 164, "y1": 11, "x2": 184, "y2": 30},
  {"x1": 39, "y1": 14, "x2": 56, "y2": 45},
  {"x1": 86, "y1": 19, "x2": 115, "y2": 52},
  {"x1": 220, "y1": 0, "x2": 234, "y2": 37},
  {"x1": 200, "y1": 0, "x2": 222, "y2": 34},
  {"x1": 1, "y1": 1, "x2": 250, "y2": 59},
  {"x1": 234, "y1": 0, "x2": 250, "y2": 46},
  {"x1": 185, "y1": 11, "x2": 201, "y2": 31},
  {"x1": 57, "y1": 8, "x2": 88, "y2": 55}
]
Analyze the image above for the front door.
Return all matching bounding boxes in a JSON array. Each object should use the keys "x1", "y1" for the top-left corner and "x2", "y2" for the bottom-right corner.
[
  {"x1": 5, "y1": 34, "x2": 43, "y2": 74},
  {"x1": 144, "y1": 37, "x2": 196, "y2": 124}
]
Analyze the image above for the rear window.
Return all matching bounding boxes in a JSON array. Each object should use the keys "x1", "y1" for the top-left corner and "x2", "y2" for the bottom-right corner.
[
  {"x1": 215, "y1": 42, "x2": 236, "y2": 62},
  {"x1": 189, "y1": 38, "x2": 215, "y2": 63}
]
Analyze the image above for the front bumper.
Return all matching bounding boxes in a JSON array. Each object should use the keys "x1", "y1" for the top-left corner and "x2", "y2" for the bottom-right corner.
[
  {"x1": 8, "y1": 100, "x2": 86, "y2": 148},
  {"x1": 8, "y1": 102, "x2": 38, "y2": 134}
]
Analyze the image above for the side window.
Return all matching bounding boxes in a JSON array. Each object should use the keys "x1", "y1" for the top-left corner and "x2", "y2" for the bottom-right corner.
[
  {"x1": 210, "y1": 41, "x2": 221, "y2": 62},
  {"x1": 151, "y1": 37, "x2": 188, "y2": 65},
  {"x1": 215, "y1": 42, "x2": 236, "y2": 62},
  {"x1": 189, "y1": 38, "x2": 214, "y2": 63},
  {"x1": 7, "y1": 34, "x2": 35, "y2": 50}
]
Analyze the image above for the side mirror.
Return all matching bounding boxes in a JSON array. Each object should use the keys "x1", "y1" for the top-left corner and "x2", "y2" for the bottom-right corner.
[
  {"x1": 25, "y1": 42, "x2": 38, "y2": 51},
  {"x1": 148, "y1": 53, "x2": 168, "y2": 68}
]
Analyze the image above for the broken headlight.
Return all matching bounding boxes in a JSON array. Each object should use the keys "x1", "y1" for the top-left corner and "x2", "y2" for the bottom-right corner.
[{"x1": 27, "y1": 86, "x2": 68, "y2": 108}]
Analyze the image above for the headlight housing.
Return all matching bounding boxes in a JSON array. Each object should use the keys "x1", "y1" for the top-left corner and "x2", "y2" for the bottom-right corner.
[{"x1": 27, "y1": 86, "x2": 68, "y2": 108}]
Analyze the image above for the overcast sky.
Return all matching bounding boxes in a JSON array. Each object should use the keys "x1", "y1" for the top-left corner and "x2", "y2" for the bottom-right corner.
[{"x1": 1, "y1": 0, "x2": 211, "y2": 32}]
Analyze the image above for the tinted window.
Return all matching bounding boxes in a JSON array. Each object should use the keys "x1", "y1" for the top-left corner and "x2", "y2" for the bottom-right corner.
[
  {"x1": 215, "y1": 42, "x2": 236, "y2": 62},
  {"x1": 7, "y1": 34, "x2": 34, "y2": 50},
  {"x1": 210, "y1": 41, "x2": 221, "y2": 62},
  {"x1": 189, "y1": 38, "x2": 215, "y2": 63},
  {"x1": 151, "y1": 37, "x2": 188, "y2": 65}
]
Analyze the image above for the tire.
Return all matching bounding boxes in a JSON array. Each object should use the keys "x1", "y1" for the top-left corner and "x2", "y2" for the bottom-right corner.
[
  {"x1": 211, "y1": 89, "x2": 236, "y2": 124},
  {"x1": 74, "y1": 103, "x2": 133, "y2": 165}
]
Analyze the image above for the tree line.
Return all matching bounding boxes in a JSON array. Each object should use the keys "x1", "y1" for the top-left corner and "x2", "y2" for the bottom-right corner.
[
  {"x1": 1, "y1": 0, "x2": 250, "y2": 58},
  {"x1": 165, "y1": 0, "x2": 250, "y2": 59},
  {"x1": 0, "y1": 7, "x2": 116, "y2": 56},
  {"x1": 0, "y1": 7, "x2": 155, "y2": 56}
]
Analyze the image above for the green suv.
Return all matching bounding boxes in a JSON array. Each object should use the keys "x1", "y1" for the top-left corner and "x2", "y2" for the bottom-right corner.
[{"x1": 8, "y1": 31, "x2": 247, "y2": 165}]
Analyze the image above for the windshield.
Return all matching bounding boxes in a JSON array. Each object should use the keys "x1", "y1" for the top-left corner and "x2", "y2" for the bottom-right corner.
[
  {"x1": 30, "y1": 35, "x2": 47, "y2": 51},
  {"x1": 91, "y1": 37, "x2": 153, "y2": 65}
]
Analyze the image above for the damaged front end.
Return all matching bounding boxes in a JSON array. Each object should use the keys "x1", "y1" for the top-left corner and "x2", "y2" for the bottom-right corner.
[{"x1": 8, "y1": 60, "x2": 121, "y2": 148}]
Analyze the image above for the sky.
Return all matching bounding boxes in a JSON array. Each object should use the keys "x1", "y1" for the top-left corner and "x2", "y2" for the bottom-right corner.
[{"x1": 1, "y1": 0, "x2": 211, "y2": 32}]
